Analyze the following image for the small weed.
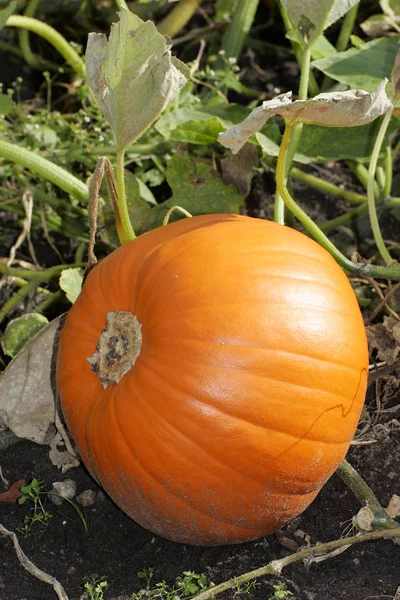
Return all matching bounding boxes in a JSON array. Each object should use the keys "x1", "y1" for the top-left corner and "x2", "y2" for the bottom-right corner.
[
  {"x1": 17, "y1": 477, "x2": 88, "y2": 534},
  {"x1": 130, "y1": 568, "x2": 209, "y2": 600},
  {"x1": 83, "y1": 574, "x2": 109, "y2": 600},
  {"x1": 17, "y1": 478, "x2": 53, "y2": 535},
  {"x1": 268, "y1": 583, "x2": 293, "y2": 600},
  {"x1": 232, "y1": 578, "x2": 260, "y2": 597}
]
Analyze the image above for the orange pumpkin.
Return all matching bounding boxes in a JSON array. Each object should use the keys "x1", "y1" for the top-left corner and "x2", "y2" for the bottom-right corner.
[{"x1": 57, "y1": 213, "x2": 368, "y2": 546}]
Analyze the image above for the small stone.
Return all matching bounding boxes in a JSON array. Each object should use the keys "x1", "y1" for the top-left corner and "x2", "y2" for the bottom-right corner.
[
  {"x1": 293, "y1": 529, "x2": 306, "y2": 540},
  {"x1": 278, "y1": 536, "x2": 299, "y2": 552},
  {"x1": 76, "y1": 489, "x2": 97, "y2": 507},
  {"x1": 96, "y1": 490, "x2": 106, "y2": 501},
  {"x1": 67, "y1": 567, "x2": 76, "y2": 575},
  {"x1": 49, "y1": 480, "x2": 77, "y2": 505},
  {"x1": 353, "y1": 558, "x2": 360, "y2": 566},
  {"x1": 388, "y1": 471, "x2": 397, "y2": 480}
]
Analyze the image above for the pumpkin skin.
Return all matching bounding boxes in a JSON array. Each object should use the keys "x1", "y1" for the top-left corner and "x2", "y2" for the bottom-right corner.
[{"x1": 57, "y1": 213, "x2": 368, "y2": 546}]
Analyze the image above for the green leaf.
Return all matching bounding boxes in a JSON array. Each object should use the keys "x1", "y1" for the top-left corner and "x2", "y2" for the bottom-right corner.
[
  {"x1": 141, "y1": 155, "x2": 243, "y2": 232},
  {"x1": 0, "y1": 1, "x2": 17, "y2": 30},
  {"x1": 59, "y1": 268, "x2": 83, "y2": 304},
  {"x1": 0, "y1": 93, "x2": 12, "y2": 116},
  {"x1": 1, "y1": 314, "x2": 48, "y2": 358},
  {"x1": 311, "y1": 34, "x2": 338, "y2": 60},
  {"x1": 255, "y1": 132, "x2": 312, "y2": 164},
  {"x1": 86, "y1": 10, "x2": 189, "y2": 150},
  {"x1": 280, "y1": 0, "x2": 359, "y2": 47},
  {"x1": 298, "y1": 116, "x2": 400, "y2": 162},
  {"x1": 170, "y1": 118, "x2": 224, "y2": 144},
  {"x1": 312, "y1": 36, "x2": 400, "y2": 92}
]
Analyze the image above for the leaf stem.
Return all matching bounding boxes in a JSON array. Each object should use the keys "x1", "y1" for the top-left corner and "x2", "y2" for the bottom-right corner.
[
  {"x1": 0, "y1": 264, "x2": 85, "y2": 325},
  {"x1": 291, "y1": 167, "x2": 368, "y2": 205},
  {"x1": 336, "y1": 4, "x2": 359, "y2": 52},
  {"x1": 116, "y1": 149, "x2": 136, "y2": 244},
  {"x1": 191, "y1": 528, "x2": 400, "y2": 600},
  {"x1": 18, "y1": 0, "x2": 41, "y2": 69},
  {"x1": 276, "y1": 122, "x2": 400, "y2": 280},
  {"x1": 219, "y1": 0, "x2": 260, "y2": 62},
  {"x1": 115, "y1": 0, "x2": 129, "y2": 10},
  {"x1": 274, "y1": 46, "x2": 311, "y2": 224},
  {"x1": 5, "y1": 15, "x2": 86, "y2": 78},
  {"x1": 336, "y1": 459, "x2": 399, "y2": 529},
  {"x1": 0, "y1": 140, "x2": 89, "y2": 201},
  {"x1": 367, "y1": 109, "x2": 393, "y2": 265},
  {"x1": 157, "y1": 0, "x2": 204, "y2": 38}
]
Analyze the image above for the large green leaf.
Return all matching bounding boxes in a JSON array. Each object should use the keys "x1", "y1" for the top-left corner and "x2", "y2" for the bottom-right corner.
[
  {"x1": 170, "y1": 118, "x2": 225, "y2": 145},
  {"x1": 312, "y1": 36, "x2": 400, "y2": 92},
  {"x1": 86, "y1": 10, "x2": 188, "y2": 150},
  {"x1": 298, "y1": 116, "x2": 400, "y2": 162},
  {"x1": 140, "y1": 156, "x2": 243, "y2": 232}
]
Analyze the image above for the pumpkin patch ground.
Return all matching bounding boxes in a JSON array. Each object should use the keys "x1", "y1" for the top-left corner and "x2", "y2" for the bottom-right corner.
[{"x1": 1, "y1": 0, "x2": 400, "y2": 599}]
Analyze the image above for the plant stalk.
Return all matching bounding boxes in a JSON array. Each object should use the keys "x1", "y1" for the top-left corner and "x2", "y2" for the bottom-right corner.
[
  {"x1": 18, "y1": 0, "x2": 41, "y2": 69},
  {"x1": 367, "y1": 109, "x2": 393, "y2": 265},
  {"x1": 6, "y1": 15, "x2": 86, "y2": 78},
  {"x1": 219, "y1": 0, "x2": 260, "y2": 62},
  {"x1": 291, "y1": 167, "x2": 367, "y2": 205},
  {"x1": 274, "y1": 47, "x2": 311, "y2": 224},
  {"x1": 115, "y1": 149, "x2": 136, "y2": 244},
  {"x1": 157, "y1": 0, "x2": 204, "y2": 38},
  {"x1": 276, "y1": 121, "x2": 400, "y2": 280},
  {"x1": 0, "y1": 140, "x2": 88, "y2": 202}
]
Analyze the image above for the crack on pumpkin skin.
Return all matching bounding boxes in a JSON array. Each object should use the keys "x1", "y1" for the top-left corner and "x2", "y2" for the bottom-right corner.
[{"x1": 88, "y1": 311, "x2": 142, "y2": 388}]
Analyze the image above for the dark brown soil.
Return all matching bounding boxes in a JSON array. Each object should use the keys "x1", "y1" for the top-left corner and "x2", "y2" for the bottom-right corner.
[{"x1": 0, "y1": 423, "x2": 399, "y2": 600}]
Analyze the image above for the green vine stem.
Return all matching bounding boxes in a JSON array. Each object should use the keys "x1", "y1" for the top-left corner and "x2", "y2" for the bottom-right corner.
[
  {"x1": 18, "y1": 0, "x2": 41, "y2": 69},
  {"x1": 336, "y1": 4, "x2": 359, "y2": 52},
  {"x1": 162, "y1": 206, "x2": 193, "y2": 226},
  {"x1": 5, "y1": 15, "x2": 86, "y2": 79},
  {"x1": 274, "y1": 47, "x2": 312, "y2": 224},
  {"x1": 219, "y1": 0, "x2": 260, "y2": 62},
  {"x1": 278, "y1": 3, "x2": 319, "y2": 97},
  {"x1": 383, "y1": 145, "x2": 392, "y2": 199},
  {"x1": 276, "y1": 121, "x2": 400, "y2": 280},
  {"x1": 291, "y1": 167, "x2": 368, "y2": 205},
  {"x1": 336, "y1": 459, "x2": 399, "y2": 530},
  {"x1": 191, "y1": 528, "x2": 400, "y2": 600},
  {"x1": 0, "y1": 263, "x2": 85, "y2": 325},
  {"x1": 115, "y1": 151, "x2": 136, "y2": 243},
  {"x1": 348, "y1": 160, "x2": 380, "y2": 198},
  {"x1": 33, "y1": 290, "x2": 63, "y2": 314},
  {"x1": 157, "y1": 0, "x2": 204, "y2": 38},
  {"x1": 115, "y1": 0, "x2": 129, "y2": 10},
  {"x1": 0, "y1": 140, "x2": 88, "y2": 202},
  {"x1": 367, "y1": 109, "x2": 394, "y2": 265},
  {"x1": 318, "y1": 204, "x2": 369, "y2": 232}
]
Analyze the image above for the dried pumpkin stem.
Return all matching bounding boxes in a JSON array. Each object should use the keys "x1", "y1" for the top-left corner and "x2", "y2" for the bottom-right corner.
[{"x1": 88, "y1": 311, "x2": 142, "y2": 388}]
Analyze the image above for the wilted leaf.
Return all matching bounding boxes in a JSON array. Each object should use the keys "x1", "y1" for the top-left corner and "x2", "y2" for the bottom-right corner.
[
  {"x1": 1, "y1": 313, "x2": 49, "y2": 358},
  {"x1": 221, "y1": 143, "x2": 260, "y2": 197},
  {"x1": 218, "y1": 81, "x2": 391, "y2": 154},
  {"x1": 59, "y1": 268, "x2": 83, "y2": 304},
  {"x1": 140, "y1": 155, "x2": 243, "y2": 231},
  {"x1": 0, "y1": 316, "x2": 64, "y2": 444},
  {"x1": 386, "y1": 494, "x2": 400, "y2": 518},
  {"x1": 360, "y1": 14, "x2": 396, "y2": 37},
  {"x1": 313, "y1": 36, "x2": 400, "y2": 92},
  {"x1": 280, "y1": 0, "x2": 359, "y2": 46},
  {"x1": 367, "y1": 316, "x2": 400, "y2": 365},
  {"x1": 0, "y1": 480, "x2": 25, "y2": 503},
  {"x1": 86, "y1": 10, "x2": 188, "y2": 150}
]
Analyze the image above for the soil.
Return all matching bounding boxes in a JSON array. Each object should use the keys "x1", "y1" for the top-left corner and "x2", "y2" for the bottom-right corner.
[{"x1": 0, "y1": 427, "x2": 399, "y2": 600}]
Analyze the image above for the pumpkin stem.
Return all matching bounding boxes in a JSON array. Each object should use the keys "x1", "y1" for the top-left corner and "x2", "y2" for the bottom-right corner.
[{"x1": 88, "y1": 311, "x2": 142, "y2": 388}]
